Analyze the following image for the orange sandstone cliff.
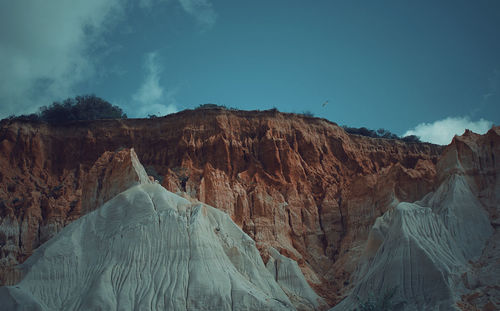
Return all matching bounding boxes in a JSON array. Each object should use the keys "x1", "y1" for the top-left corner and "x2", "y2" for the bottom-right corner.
[{"x1": 0, "y1": 109, "x2": 442, "y2": 303}]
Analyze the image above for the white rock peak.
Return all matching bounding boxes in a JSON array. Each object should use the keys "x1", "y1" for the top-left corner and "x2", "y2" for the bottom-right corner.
[
  {"x1": 1, "y1": 184, "x2": 295, "y2": 310},
  {"x1": 332, "y1": 132, "x2": 496, "y2": 310},
  {"x1": 0, "y1": 151, "x2": 322, "y2": 310}
]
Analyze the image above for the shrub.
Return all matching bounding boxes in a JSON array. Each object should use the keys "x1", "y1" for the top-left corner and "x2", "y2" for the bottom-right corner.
[
  {"x1": 194, "y1": 103, "x2": 241, "y2": 111},
  {"x1": 376, "y1": 128, "x2": 399, "y2": 140},
  {"x1": 342, "y1": 126, "x2": 378, "y2": 138},
  {"x1": 401, "y1": 135, "x2": 421, "y2": 143},
  {"x1": 301, "y1": 111, "x2": 314, "y2": 117},
  {"x1": 268, "y1": 107, "x2": 279, "y2": 113},
  {"x1": 3, "y1": 95, "x2": 127, "y2": 124},
  {"x1": 13, "y1": 113, "x2": 41, "y2": 122},
  {"x1": 342, "y1": 126, "x2": 422, "y2": 143},
  {"x1": 195, "y1": 103, "x2": 226, "y2": 110},
  {"x1": 38, "y1": 95, "x2": 127, "y2": 123}
]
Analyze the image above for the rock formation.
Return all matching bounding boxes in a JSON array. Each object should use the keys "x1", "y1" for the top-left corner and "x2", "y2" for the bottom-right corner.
[
  {"x1": 333, "y1": 127, "x2": 500, "y2": 310},
  {"x1": 80, "y1": 148, "x2": 153, "y2": 214},
  {"x1": 0, "y1": 147, "x2": 151, "y2": 285},
  {"x1": 0, "y1": 109, "x2": 442, "y2": 304},
  {"x1": 0, "y1": 153, "x2": 323, "y2": 311},
  {"x1": 267, "y1": 247, "x2": 327, "y2": 310}
]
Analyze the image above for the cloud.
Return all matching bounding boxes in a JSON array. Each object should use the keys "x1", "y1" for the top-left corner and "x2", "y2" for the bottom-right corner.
[
  {"x1": 403, "y1": 116, "x2": 493, "y2": 145},
  {"x1": 131, "y1": 52, "x2": 178, "y2": 117},
  {"x1": 137, "y1": 0, "x2": 216, "y2": 29},
  {"x1": 138, "y1": 0, "x2": 156, "y2": 9},
  {"x1": 0, "y1": 0, "x2": 125, "y2": 118},
  {"x1": 177, "y1": 0, "x2": 217, "y2": 29},
  {"x1": 133, "y1": 53, "x2": 164, "y2": 104},
  {"x1": 138, "y1": 0, "x2": 169, "y2": 9},
  {"x1": 0, "y1": 0, "x2": 213, "y2": 118}
]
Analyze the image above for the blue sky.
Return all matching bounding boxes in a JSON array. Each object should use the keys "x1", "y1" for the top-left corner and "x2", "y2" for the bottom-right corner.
[{"x1": 1, "y1": 0, "x2": 499, "y2": 144}]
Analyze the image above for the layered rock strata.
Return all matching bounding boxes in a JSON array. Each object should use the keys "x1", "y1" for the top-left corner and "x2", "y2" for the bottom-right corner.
[{"x1": 0, "y1": 109, "x2": 442, "y2": 303}]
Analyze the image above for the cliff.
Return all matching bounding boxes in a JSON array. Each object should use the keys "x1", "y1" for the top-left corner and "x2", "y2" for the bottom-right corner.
[
  {"x1": 333, "y1": 126, "x2": 500, "y2": 310},
  {"x1": 0, "y1": 109, "x2": 442, "y2": 304}
]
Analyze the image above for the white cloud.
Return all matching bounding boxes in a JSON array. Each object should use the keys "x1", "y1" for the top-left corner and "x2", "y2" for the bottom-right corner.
[
  {"x1": 0, "y1": 0, "x2": 125, "y2": 118},
  {"x1": 0, "y1": 0, "x2": 213, "y2": 119},
  {"x1": 133, "y1": 53, "x2": 164, "y2": 104},
  {"x1": 131, "y1": 52, "x2": 178, "y2": 117},
  {"x1": 403, "y1": 116, "x2": 493, "y2": 145},
  {"x1": 177, "y1": 0, "x2": 217, "y2": 29}
]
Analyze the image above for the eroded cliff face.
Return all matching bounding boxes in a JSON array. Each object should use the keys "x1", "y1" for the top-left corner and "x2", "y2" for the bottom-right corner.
[
  {"x1": 447, "y1": 128, "x2": 500, "y2": 310},
  {"x1": 0, "y1": 109, "x2": 442, "y2": 303},
  {"x1": 332, "y1": 126, "x2": 500, "y2": 311}
]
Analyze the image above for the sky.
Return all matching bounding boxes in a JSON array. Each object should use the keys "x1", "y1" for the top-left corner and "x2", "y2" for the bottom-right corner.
[{"x1": 1, "y1": 0, "x2": 499, "y2": 144}]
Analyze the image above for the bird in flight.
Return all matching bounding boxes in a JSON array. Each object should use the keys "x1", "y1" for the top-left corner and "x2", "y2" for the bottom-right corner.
[{"x1": 322, "y1": 100, "x2": 328, "y2": 107}]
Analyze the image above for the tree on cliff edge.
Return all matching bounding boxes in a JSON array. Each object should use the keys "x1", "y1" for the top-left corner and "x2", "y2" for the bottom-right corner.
[{"x1": 38, "y1": 95, "x2": 127, "y2": 123}]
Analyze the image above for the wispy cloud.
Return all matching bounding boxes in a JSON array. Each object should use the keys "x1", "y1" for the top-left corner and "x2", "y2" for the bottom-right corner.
[
  {"x1": 0, "y1": 0, "x2": 125, "y2": 118},
  {"x1": 137, "y1": 0, "x2": 217, "y2": 29},
  {"x1": 131, "y1": 52, "x2": 178, "y2": 117},
  {"x1": 138, "y1": 0, "x2": 169, "y2": 10},
  {"x1": 138, "y1": 0, "x2": 156, "y2": 9},
  {"x1": 403, "y1": 116, "x2": 493, "y2": 145},
  {"x1": 177, "y1": 0, "x2": 217, "y2": 29},
  {"x1": 0, "y1": 0, "x2": 215, "y2": 119},
  {"x1": 133, "y1": 53, "x2": 164, "y2": 104}
]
